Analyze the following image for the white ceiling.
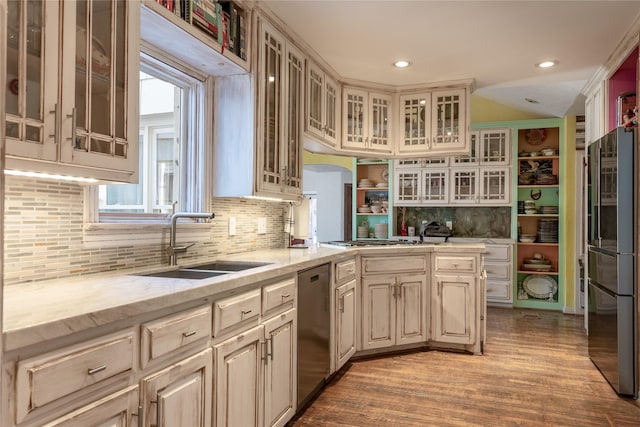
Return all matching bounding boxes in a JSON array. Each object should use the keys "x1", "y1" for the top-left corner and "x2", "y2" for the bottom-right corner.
[{"x1": 261, "y1": 0, "x2": 640, "y2": 117}]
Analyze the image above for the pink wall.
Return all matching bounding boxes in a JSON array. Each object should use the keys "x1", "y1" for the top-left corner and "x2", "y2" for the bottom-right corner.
[{"x1": 608, "y1": 46, "x2": 638, "y2": 132}]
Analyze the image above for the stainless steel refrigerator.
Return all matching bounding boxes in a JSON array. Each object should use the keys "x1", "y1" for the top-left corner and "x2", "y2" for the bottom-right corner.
[{"x1": 587, "y1": 126, "x2": 638, "y2": 397}]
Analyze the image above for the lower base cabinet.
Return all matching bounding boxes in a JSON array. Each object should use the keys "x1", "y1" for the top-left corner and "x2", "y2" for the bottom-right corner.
[
  {"x1": 42, "y1": 386, "x2": 139, "y2": 427},
  {"x1": 141, "y1": 348, "x2": 212, "y2": 427},
  {"x1": 214, "y1": 309, "x2": 297, "y2": 427},
  {"x1": 361, "y1": 274, "x2": 428, "y2": 350},
  {"x1": 432, "y1": 275, "x2": 476, "y2": 345},
  {"x1": 335, "y1": 279, "x2": 357, "y2": 370}
]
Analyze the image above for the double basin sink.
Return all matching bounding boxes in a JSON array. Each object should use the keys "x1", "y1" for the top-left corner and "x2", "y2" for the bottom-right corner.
[{"x1": 138, "y1": 261, "x2": 272, "y2": 280}]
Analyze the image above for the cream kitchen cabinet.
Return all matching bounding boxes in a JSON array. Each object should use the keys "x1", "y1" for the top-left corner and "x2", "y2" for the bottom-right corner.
[
  {"x1": 332, "y1": 258, "x2": 357, "y2": 373},
  {"x1": 42, "y1": 386, "x2": 139, "y2": 427},
  {"x1": 397, "y1": 87, "x2": 470, "y2": 156},
  {"x1": 141, "y1": 349, "x2": 212, "y2": 427},
  {"x1": 213, "y1": 278, "x2": 297, "y2": 427},
  {"x1": 256, "y1": 18, "x2": 305, "y2": 199},
  {"x1": 483, "y1": 243, "x2": 514, "y2": 305},
  {"x1": 360, "y1": 255, "x2": 428, "y2": 351},
  {"x1": 394, "y1": 167, "x2": 449, "y2": 206},
  {"x1": 431, "y1": 252, "x2": 484, "y2": 354},
  {"x1": 342, "y1": 87, "x2": 392, "y2": 154},
  {"x1": 305, "y1": 60, "x2": 340, "y2": 148},
  {"x1": 4, "y1": 0, "x2": 140, "y2": 183}
]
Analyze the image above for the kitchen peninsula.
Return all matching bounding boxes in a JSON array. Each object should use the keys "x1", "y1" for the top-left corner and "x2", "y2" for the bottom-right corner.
[{"x1": 2, "y1": 243, "x2": 484, "y2": 427}]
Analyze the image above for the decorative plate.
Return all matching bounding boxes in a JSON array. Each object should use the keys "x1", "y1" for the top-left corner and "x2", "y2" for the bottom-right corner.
[
  {"x1": 522, "y1": 275, "x2": 558, "y2": 299},
  {"x1": 381, "y1": 168, "x2": 389, "y2": 182},
  {"x1": 525, "y1": 128, "x2": 546, "y2": 145}
]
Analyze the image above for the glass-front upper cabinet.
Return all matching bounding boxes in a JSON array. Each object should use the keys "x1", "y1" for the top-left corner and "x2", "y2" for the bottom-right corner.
[
  {"x1": 398, "y1": 93, "x2": 430, "y2": 153},
  {"x1": 5, "y1": 0, "x2": 139, "y2": 182},
  {"x1": 5, "y1": 0, "x2": 59, "y2": 161},
  {"x1": 305, "y1": 60, "x2": 339, "y2": 149},
  {"x1": 431, "y1": 88, "x2": 467, "y2": 153},
  {"x1": 342, "y1": 88, "x2": 392, "y2": 154},
  {"x1": 60, "y1": 0, "x2": 140, "y2": 177},
  {"x1": 479, "y1": 128, "x2": 510, "y2": 165}
]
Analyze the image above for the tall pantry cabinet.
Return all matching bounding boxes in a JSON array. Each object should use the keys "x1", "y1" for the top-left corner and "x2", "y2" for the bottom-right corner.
[{"x1": 4, "y1": 0, "x2": 140, "y2": 183}]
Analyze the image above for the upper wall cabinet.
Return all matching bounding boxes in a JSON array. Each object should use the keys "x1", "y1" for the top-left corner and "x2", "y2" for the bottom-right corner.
[
  {"x1": 305, "y1": 61, "x2": 340, "y2": 148},
  {"x1": 5, "y1": 0, "x2": 140, "y2": 183},
  {"x1": 256, "y1": 18, "x2": 305, "y2": 199},
  {"x1": 342, "y1": 87, "x2": 393, "y2": 154},
  {"x1": 397, "y1": 87, "x2": 469, "y2": 157}
]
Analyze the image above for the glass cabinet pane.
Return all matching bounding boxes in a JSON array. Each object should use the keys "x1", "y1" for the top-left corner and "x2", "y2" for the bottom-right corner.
[
  {"x1": 5, "y1": 0, "x2": 45, "y2": 142},
  {"x1": 345, "y1": 92, "x2": 365, "y2": 144},
  {"x1": 423, "y1": 170, "x2": 448, "y2": 202},
  {"x1": 452, "y1": 170, "x2": 477, "y2": 201},
  {"x1": 397, "y1": 171, "x2": 420, "y2": 203},
  {"x1": 401, "y1": 96, "x2": 428, "y2": 147},
  {"x1": 453, "y1": 131, "x2": 478, "y2": 165},
  {"x1": 308, "y1": 68, "x2": 323, "y2": 133},
  {"x1": 286, "y1": 49, "x2": 303, "y2": 191},
  {"x1": 370, "y1": 95, "x2": 389, "y2": 149},
  {"x1": 481, "y1": 169, "x2": 508, "y2": 201},
  {"x1": 324, "y1": 81, "x2": 337, "y2": 140},
  {"x1": 90, "y1": 0, "x2": 112, "y2": 137},
  {"x1": 262, "y1": 30, "x2": 282, "y2": 186},
  {"x1": 481, "y1": 130, "x2": 508, "y2": 163},
  {"x1": 433, "y1": 92, "x2": 460, "y2": 145}
]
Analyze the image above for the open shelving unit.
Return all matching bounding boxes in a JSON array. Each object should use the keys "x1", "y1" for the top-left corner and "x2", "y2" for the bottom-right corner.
[{"x1": 352, "y1": 159, "x2": 393, "y2": 240}]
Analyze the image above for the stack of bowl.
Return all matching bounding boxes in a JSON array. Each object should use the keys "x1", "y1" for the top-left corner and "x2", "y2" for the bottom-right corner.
[{"x1": 374, "y1": 223, "x2": 388, "y2": 238}]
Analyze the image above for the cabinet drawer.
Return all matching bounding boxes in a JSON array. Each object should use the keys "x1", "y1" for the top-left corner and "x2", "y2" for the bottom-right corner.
[
  {"x1": 335, "y1": 258, "x2": 356, "y2": 283},
  {"x1": 434, "y1": 255, "x2": 477, "y2": 273},
  {"x1": 483, "y1": 244, "x2": 511, "y2": 262},
  {"x1": 16, "y1": 329, "x2": 135, "y2": 423},
  {"x1": 262, "y1": 277, "x2": 296, "y2": 318},
  {"x1": 361, "y1": 255, "x2": 427, "y2": 275},
  {"x1": 483, "y1": 262, "x2": 511, "y2": 281},
  {"x1": 214, "y1": 289, "x2": 261, "y2": 338},
  {"x1": 141, "y1": 305, "x2": 212, "y2": 367},
  {"x1": 486, "y1": 280, "x2": 512, "y2": 302}
]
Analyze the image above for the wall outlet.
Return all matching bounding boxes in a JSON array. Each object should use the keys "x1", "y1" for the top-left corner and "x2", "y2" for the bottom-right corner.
[
  {"x1": 257, "y1": 217, "x2": 267, "y2": 234},
  {"x1": 228, "y1": 217, "x2": 237, "y2": 236},
  {"x1": 446, "y1": 220, "x2": 453, "y2": 229}
]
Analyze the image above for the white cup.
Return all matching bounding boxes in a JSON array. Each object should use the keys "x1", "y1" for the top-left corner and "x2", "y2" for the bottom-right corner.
[{"x1": 408, "y1": 226, "x2": 415, "y2": 236}]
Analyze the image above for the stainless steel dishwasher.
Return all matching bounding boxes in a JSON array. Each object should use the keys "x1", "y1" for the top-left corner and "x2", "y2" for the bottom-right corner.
[{"x1": 297, "y1": 263, "x2": 330, "y2": 409}]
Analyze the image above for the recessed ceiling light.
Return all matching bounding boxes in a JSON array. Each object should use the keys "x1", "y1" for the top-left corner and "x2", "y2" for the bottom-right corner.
[
  {"x1": 394, "y1": 60, "x2": 411, "y2": 68},
  {"x1": 536, "y1": 60, "x2": 558, "y2": 68}
]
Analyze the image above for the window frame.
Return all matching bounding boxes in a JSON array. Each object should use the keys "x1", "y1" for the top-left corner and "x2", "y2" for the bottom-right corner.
[{"x1": 84, "y1": 49, "x2": 213, "y2": 246}]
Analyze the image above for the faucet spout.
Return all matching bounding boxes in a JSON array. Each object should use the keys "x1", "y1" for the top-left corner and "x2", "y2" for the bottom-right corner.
[{"x1": 169, "y1": 212, "x2": 215, "y2": 265}]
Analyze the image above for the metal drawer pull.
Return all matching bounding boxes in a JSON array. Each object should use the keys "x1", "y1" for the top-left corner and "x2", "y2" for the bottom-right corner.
[
  {"x1": 182, "y1": 331, "x2": 197, "y2": 337},
  {"x1": 241, "y1": 309, "x2": 252, "y2": 316},
  {"x1": 281, "y1": 293, "x2": 291, "y2": 299},
  {"x1": 87, "y1": 365, "x2": 107, "y2": 375}
]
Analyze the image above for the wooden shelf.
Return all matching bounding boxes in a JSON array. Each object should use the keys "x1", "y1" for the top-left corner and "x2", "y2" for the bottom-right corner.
[
  {"x1": 517, "y1": 214, "x2": 559, "y2": 217},
  {"x1": 357, "y1": 187, "x2": 388, "y2": 191},
  {"x1": 517, "y1": 242, "x2": 558, "y2": 246},
  {"x1": 517, "y1": 155, "x2": 559, "y2": 161},
  {"x1": 356, "y1": 213, "x2": 388, "y2": 216},
  {"x1": 517, "y1": 185, "x2": 559, "y2": 189}
]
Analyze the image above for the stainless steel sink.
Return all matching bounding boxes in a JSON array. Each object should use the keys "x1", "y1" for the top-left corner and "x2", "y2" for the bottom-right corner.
[
  {"x1": 186, "y1": 261, "x2": 272, "y2": 272},
  {"x1": 139, "y1": 269, "x2": 230, "y2": 280}
]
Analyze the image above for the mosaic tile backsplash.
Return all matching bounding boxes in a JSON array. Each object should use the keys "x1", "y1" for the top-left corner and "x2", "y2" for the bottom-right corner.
[
  {"x1": 395, "y1": 206, "x2": 512, "y2": 238},
  {"x1": 4, "y1": 176, "x2": 289, "y2": 286}
]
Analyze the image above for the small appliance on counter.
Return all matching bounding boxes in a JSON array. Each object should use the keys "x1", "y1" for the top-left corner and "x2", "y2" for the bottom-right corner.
[{"x1": 419, "y1": 221, "x2": 453, "y2": 242}]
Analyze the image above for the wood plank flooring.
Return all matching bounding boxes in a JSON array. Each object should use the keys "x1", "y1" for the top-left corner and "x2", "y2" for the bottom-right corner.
[{"x1": 291, "y1": 307, "x2": 640, "y2": 426}]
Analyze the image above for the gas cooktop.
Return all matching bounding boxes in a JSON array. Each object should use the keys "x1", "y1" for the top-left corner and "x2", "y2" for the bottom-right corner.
[{"x1": 325, "y1": 240, "x2": 425, "y2": 247}]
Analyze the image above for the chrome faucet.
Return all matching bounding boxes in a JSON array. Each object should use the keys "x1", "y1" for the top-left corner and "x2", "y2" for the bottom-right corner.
[{"x1": 168, "y1": 212, "x2": 215, "y2": 265}]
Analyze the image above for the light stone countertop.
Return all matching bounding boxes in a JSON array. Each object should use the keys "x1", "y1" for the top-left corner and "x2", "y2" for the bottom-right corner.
[{"x1": 3, "y1": 243, "x2": 485, "y2": 352}]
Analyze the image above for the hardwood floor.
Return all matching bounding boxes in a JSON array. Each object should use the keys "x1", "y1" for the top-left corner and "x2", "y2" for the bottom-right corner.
[{"x1": 291, "y1": 307, "x2": 640, "y2": 426}]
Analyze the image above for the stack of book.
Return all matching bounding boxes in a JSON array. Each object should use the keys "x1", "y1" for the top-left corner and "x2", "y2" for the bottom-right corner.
[{"x1": 154, "y1": 0, "x2": 246, "y2": 61}]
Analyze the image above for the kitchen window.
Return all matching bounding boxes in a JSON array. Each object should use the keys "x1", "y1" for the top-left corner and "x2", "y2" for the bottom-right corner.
[{"x1": 84, "y1": 51, "x2": 211, "y2": 243}]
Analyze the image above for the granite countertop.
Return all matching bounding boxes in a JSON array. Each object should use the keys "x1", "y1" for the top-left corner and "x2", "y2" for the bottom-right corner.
[{"x1": 3, "y1": 243, "x2": 485, "y2": 352}]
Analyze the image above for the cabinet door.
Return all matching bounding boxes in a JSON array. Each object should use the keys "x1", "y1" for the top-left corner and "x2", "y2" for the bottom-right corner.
[
  {"x1": 479, "y1": 128, "x2": 510, "y2": 165},
  {"x1": 394, "y1": 169, "x2": 421, "y2": 205},
  {"x1": 421, "y1": 168, "x2": 449, "y2": 205},
  {"x1": 59, "y1": 0, "x2": 139, "y2": 178},
  {"x1": 214, "y1": 325, "x2": 264, "y2": 427},
  {"x1": 342, "y1": 88, "x2": 367, "y2": 150},
  {"x1": 479, "y1": 167, "x2": 510, "y2": 204},
  {"x1": 361, "y1": 276, "x2": 396, "y2": 350},
  {"x1": 282, "y1": 43, "x2": 304, "y2": 196},
  {"x1": 257, "y1": 20, "x2": 285, "y2": 195},
  {"x1": 263, "y1": 309, "x2": 297, "y2": 427},
  {"x1": 432, "y1": 275, "x2": 476, "y2": 344},
  {"x1": 42, "y1": 386, "x2": 139, "y2": 427},
  {"x1": 323, "y1": 73, "x2": 340, "y2": 146},
  {"x1": 450, "y1": 168, "x2": 479, "y2": 204},
  {"x1": 430, "y1": 88, "x2": 467, "y2": 153},
  {"x1": 5, "y1": 0, "x2": 59, "y2": 161},
  {"x1": 336, "y1": 279, "x2": 357, "y2": 370},
  {"x1": 141, "y1": 349, "x2": 212, "y2": 427},
  {"x1": 396, "y1": 274, "x2": 428, "y2": 346},
  {"x1": 369, "y1": 92, "x2": 392, "y2": 152},
  {"x1": 306, "y1": 62, "x2": 325, "y2": 141},
  {"x1": 398, "y1": 93, "x2": 430, "y2": 153},
  {"x1": 452, "y1": 130, "x2": 479, "y2": 166}
]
